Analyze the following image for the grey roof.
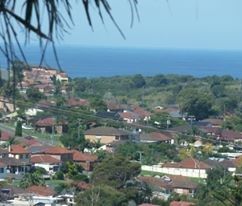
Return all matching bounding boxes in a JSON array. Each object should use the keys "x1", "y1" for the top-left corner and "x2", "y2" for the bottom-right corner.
[{"x1": 84, "y1": 127, "x2": 129, "y2": 136}]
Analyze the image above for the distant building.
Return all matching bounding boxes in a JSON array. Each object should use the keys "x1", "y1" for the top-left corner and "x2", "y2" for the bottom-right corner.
[{"x1": 84, "y1": 126, "x2": 130, "y2": 144}]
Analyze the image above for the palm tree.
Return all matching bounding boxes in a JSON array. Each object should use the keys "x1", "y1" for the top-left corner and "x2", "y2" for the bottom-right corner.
[{"x1": 0, "y1": 1, "x2": 139, "y2": 65}]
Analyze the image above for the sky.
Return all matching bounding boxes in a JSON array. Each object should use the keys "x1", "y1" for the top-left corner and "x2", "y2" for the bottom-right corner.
[{"x1": 52, "y1": 0, "x2": 242, "y2": 50}]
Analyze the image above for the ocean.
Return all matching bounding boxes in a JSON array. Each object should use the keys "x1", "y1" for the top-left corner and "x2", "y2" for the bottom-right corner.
[{"x1": 1, "y1": 46, "x2": 242, "y2": 78}]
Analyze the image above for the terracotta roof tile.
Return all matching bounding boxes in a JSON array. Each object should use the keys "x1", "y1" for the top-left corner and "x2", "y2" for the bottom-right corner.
[
  {"x1": 43, "y1": 146, "x2": 72, "y2": 155},
  {"x1": 71, "y1": 150, "x2": 97, "y2": 162},
  {"x1": 26, "y1": 185, "x2": 55, "y2": 196},
  {"x1": 31, "y1": 155, "x2": 60, "y2": 164},
  {"x1": 10, "y1": 145, "x2": 28, "y2": 154},
  {"x1": 162, "y1": 158, "x2": 211, "y2": 170},
  {"x1": 0, "y1": 131, "x2": 12, "y2": 141},
  {"x1": 170, "y1": 201, "x2": 195, "y2": 206}
]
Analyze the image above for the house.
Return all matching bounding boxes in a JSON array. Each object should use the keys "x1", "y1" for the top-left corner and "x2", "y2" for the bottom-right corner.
[
  {"x1": 199, "y1": 118, "x2": 223, "y2": 128},
  {"x1": 139, "y1": 175, "x2": 198, "y2": 200},
  {"x1": 56, "y1": 72, "x2": 69, "y2": 84},
  {"x1": 119, "y1": 111, "x2": 139, "y2": 123},
  {"x1": 142, "y1": 158, "x2": 212, "y2": 178},
  {"x1": 0, "y1": 131, "x2": 13, "y2": 145},
  {"x1": 170, "y1": 201, "x2": 195, "y2": 206},
  {"x1": 31, "y1": 155, "x2": 61, "y2": 174},
  {"x1": 140, "y1": 132, "x2": 175, "y2": 144},
  {"x1": 35, "y1": 117, "x2": 68, "y2": 134},
  {"x1": 33, "y1": 146, "x2": 73, "y2": 162},
  {"x1": 160, "y1": 158, "x2": 212, "y2": 178},
  {"x1": 9, "y1": 145, "x2": 30, "y2": 160},
  {"x1": 25, "y1": 185, "x2": 62, "y2": 205},
  {"x1": 21, "y1": 136, "x2": 43, "y2": 148},
  {"x1": 71, "y1": 150, "x2": 98, "y2": 171},
  {"x1": 0, "y1": 147, "x2": 8, "y2": 158},
  {"x1": 106, "y1": 101, "x2": 125, "y2": 113},
  {"x1": 1, "y1": 157, "x2": 31, "y2": 177},
  {"x1": 0, "y1": 161, "x2": 7, "y2": 180},
  {"x1": 67, "y1": 98, "x2": 89, "y2": 107},
  {"x1": 132, "y1": 106, "x2": 151, "y2": 121},
  {"x1": 84, "y1": 126, "x2": 130, "y2": 144}
]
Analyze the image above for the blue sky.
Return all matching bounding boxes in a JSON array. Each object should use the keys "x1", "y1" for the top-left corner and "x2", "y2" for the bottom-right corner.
[{"x1": 55, "y1": 0, "x2": 242, "y2": 50}]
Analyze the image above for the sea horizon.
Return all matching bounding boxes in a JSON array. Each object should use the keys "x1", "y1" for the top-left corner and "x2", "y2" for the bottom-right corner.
[{"x1": 1, "y1": 46, "x2": 242, "y2": 78}]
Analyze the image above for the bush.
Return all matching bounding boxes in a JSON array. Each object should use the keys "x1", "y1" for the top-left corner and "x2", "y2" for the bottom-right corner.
[{"x1": 53, "y1": 171, "x2": 64, "y2": 180}]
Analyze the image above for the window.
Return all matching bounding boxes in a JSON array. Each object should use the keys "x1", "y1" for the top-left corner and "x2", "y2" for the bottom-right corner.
[{"x1": 0, "y1": 168, "x2": 4, "y2": 173}]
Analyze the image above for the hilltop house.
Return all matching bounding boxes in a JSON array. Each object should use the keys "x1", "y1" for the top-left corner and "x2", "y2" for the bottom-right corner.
[{"x1": 84, "y1": 126, "x2": 130, "y2": 144}]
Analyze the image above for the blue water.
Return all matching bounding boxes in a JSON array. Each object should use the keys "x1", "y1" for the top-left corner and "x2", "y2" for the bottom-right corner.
[{"x1": 1, "y1": 46, "x2": 242, "y2": 78}]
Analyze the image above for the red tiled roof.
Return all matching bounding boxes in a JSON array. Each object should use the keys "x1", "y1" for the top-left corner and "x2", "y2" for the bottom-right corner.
[
  {"x1": 67, "y1": 98, "x2": 89, "y2": 107},
  {"x1": 220, "y1": 130, "x2": 242, "y2": 141},
  {"x1": 71, "y1": 150, "x2": 97, "y2": 162},
  {"x1": 149, "y1": 132, "x2": 173, "y2": 141},
  {"x1": 26, "y1": 185, "x2": 55, "y2": 196},
  {"x1": 170, "y1": 201, "x2": 194, "y2": 206},
  {"x1": 132, "y1": 106, "x2": 151, "y2": 118},
  {"x1": 162, "y1": 158, "x2": 211, "y2": 170},
  {"x1": 35, "y1": 117, "x2": 67, "y2": 127},
  {"x1": 10, "y1": 145, "x2": 28, "y2": 154},
  {"x1": 43, "y1": 146, "x2": 72, "y2": 155},
  {"x1": 21, "y1": 136, "x2": 42, "y2": 147},
  {"x1": 31, "y1": 155, "x2": 60, "y2": 164},
  {"x1": 119, "y1": 111, "x2": 139, "y2": 120},
  {"x1": 0, "y1": 160, "x2": 6, "y2": 167},
  {"x1": 35, "y1": 117, "x2": 55, "y2": 126},
  {"x1": 0, "y1": 131, "x2": 12, "y2": 141}
]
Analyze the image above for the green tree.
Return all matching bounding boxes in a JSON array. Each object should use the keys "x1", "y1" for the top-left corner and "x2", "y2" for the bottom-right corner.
[
  {"x1": 26, "y1": 87, "x2": 44, "y2": 103},
  {"x1": 75, "y1": 185, "x2": 128, "y2": 206},
  {"x1": 178, "y1": 88, "x2": 213, "y2": 120},
  {"x1": 132, "y1": 74, "x2": 146, "y2": 89},
  {"x1": 19, "y1": 172, "x2": 45, "y2": 188},
  {"x1": 15, "y1": 121, "x2": 22, "y2": 137},
  {"x1": 92, "y1": 155, "x2": 141, "y2": 189}
]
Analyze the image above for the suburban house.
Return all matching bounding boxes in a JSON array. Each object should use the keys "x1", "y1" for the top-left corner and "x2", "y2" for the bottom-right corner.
[
  {"x1": 119, "y1": 111, "x2": 139, "y2": 123},
  {"x1": 31, "y1": 155, "x2": 61, "y2": 174},
  {"x1": 1, "y1": 157, "x2": 31, "y2": 177},
  {"x1": 140, "y1": 132, "x2": 175, "y2": 144},
  {"x1": 32, "y1": 146, "x2": 73, "y2": 162},
  {"x1": 142, "y1": 158, "x2": 212, "y2": 178},
  {"x1": 0, "y1": 147, "x2": 8, "y2": 158},
  {"x1": 106, "y1": 101, "x2": 125, "y2": 113},
  {"x1": 9, "y1": 145, "x2": 30, "y2": 160},
  {"x1": 0, "y1": 161, "x2": 7, "y2": 180},
  {"x1": 132, "y1": 106, "x2": 151, "y2": 121},
  {"x1": 67, "y1": 98, "x2": 89, "y2": 108},
  {"x1": 200, "y1": 127, "x2": 242, "y2": 143},
  {"x1": 0, "y1": 131, "x2": 13, "y2": 145},
  {"x1": 35, "y1": 117, "x2": 68, "y2": 134},
  {"x1": 84, "y1": 126, "x2": 130, "y2": 144},
  {"x1": 199, "y1": 118, "x2": 223, "y2": 128},
  {"x1": 71, "y1": 150, "x2": 98, "y2": 171},
  {"x1": 139, "y1": 175, "x2": 198, "y2": 200}
]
